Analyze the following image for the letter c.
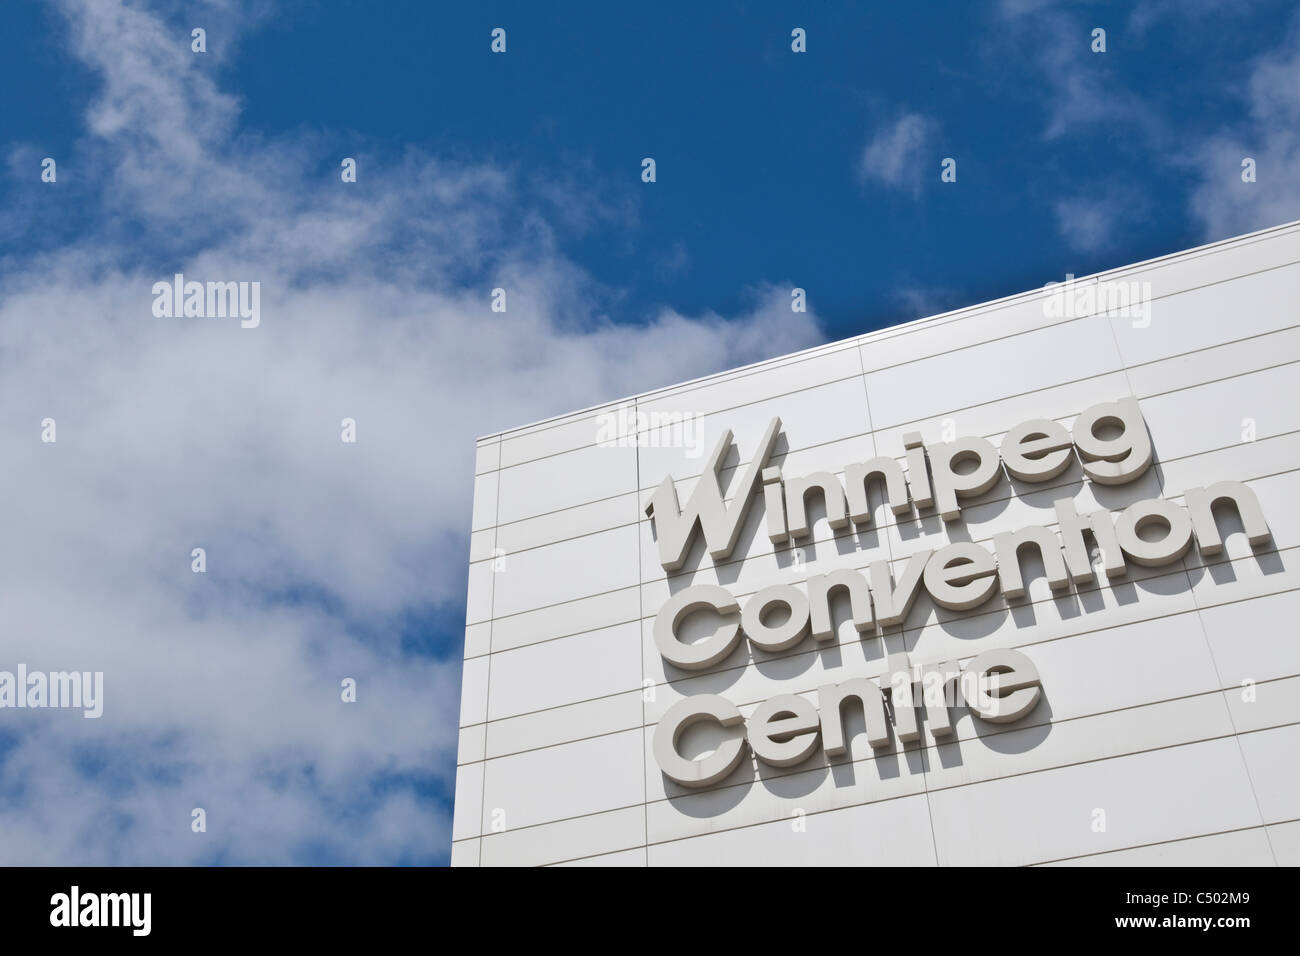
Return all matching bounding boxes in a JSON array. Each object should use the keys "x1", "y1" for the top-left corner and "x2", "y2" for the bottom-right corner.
[
  {"x1": 653, "y1": 584, "x2": 742, "y2": 670},
  {"x1": 653, "y1": 695, "x2": 748, "y2": 788}
]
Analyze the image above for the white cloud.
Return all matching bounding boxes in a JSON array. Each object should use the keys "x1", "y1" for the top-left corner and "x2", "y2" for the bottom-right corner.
[
  {"x1": 1053, "y1": 187, "x2": 1151, "y2": 254},
  {"x1": 1187, "y1": 17, "x2": 1300, "y2": 239},
  {"x1": 1053, "y1": 197, "x2": 1115, "y2": 253},
  {"x1": 997, "y1": 0, "x2": 1300, "y2": 245},
  {"x1": 0, "y1": 0, "x2": 823, "y2": 863},
  {"x1": 994, "y1": 4, "x2": 1150, "y2": 142},
  {"x1": 889, "y1": 284, "x2": 958, "y2": 322},
  {"x1": 1127, "y1": 0, "x2": 1235, "y2": 36},
  {"x1": 857, "y1": 113, "x2": 936, "y2": 197}
]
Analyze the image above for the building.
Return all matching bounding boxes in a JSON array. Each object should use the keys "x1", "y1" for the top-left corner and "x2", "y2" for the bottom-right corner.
[{"x1": 452, "y1": 221, "x2": 1300, "y2": 866}]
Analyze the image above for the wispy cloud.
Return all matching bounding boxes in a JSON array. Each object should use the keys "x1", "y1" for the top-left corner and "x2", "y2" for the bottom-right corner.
[
  {"x1": 1127, "y1": 0, "x2": 1236, "y2": 36},
  {"x1": 1187, "y1": 14, "x2": 1300, "y2": 239},
  {"x1": 889, "y1": 283, "x2": 961, "y2": 322},
  {"x1": 1053, "y1": 186, "x2": 1152, "y2": 254},
  {"x1": 994, "y1": 2, "x2": 1150, "y2": 142},
  {"x1": 996, "y1": 0, "x2": 1300, "y2": 249},
  {"x1": 857, "y1": 113, "x2": 936, "y2": 198}
]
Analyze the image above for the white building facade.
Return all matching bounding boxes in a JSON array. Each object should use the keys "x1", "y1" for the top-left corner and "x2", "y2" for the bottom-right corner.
[{"x1": 452, "y1": 222, "x2": 1300, "y2": 867}]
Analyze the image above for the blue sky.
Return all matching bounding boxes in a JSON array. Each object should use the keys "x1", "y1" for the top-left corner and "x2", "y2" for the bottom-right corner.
[
  {"x1": 9, "y1": 0, "x2": 1298, "y2": 337},
  {"x1": 0, "y1": 0, "x2": 1296, "y2": 865}
]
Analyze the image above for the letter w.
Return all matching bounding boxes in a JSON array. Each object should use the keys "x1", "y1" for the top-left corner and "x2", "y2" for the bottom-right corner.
[{"x1": 645, "y1": 418, "x2": 782, "y2": 572}]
